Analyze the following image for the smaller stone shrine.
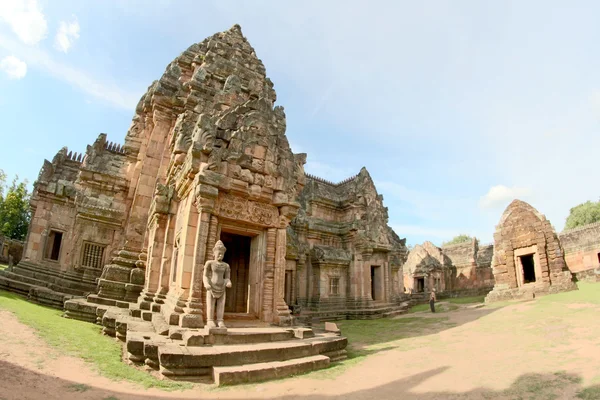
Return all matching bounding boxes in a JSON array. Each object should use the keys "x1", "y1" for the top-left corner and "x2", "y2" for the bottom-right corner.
[{"x1": 485, "y1": 200, "x2": 578, "y2": 303}]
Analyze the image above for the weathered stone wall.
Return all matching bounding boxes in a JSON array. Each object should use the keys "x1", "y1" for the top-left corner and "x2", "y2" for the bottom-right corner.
[
  {"x1": 559, "y1": 221, "x2": 600, "y2": 280},
  {"x1": 403, "y1": 239, "x2": 494, "y2": 296},
  {"x1": 442, "y1": 240, "x2": 494, "y2": 291},
  {"x1": 0, "y1": 236, "x2": 24, "y2": 264}
]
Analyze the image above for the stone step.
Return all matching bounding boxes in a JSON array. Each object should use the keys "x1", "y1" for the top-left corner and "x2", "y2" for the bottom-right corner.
[
  {"x1": 158, "y1": 335, "x2": 347, "y2": 377},
  {"x1": 6, "y1": 265, "x2": 94, "y2": 296},
  {"x1": 13, "y1": 262, "x2": 97, "y2": 292},
  {"x1": 152, "y1": 313, "x2": 170, "y2": 336},
  {"x1": 87, "y1": 294, "x2": 118, "y2": 307},
  {"x1": 183, "y1": 327, "x2": 297, "y2": 346},
  {"x1": 0, "y1": 275, "x2": 73, "y2": 309},
  {"x1": 159, "y1": 340, "x2": 314, "y2": 372},
  {"x1": 0, "y1": 274, "x2": 33, "y2": 295},
  {"x1": 64, "y1": 298, "x2": 106, "y2": 323},
  {"x1": 213, "y1": 355, "x2": 330, "y2": 386}
]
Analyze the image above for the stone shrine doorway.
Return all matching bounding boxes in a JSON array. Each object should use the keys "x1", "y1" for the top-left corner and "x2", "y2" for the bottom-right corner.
[
  {"x1": 520, "y1": 254, "x2": 536, "y2": 284},
  {"x1": 221, "y1": 232, "x2": 251, "y2": 313},
  {"x1": 415, "y1": 277, "x2": 425, "y2": 293}
]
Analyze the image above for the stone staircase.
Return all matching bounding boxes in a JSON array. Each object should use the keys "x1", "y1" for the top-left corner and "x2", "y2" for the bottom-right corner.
[
  {"x1": 97, "y1": 304, "x2": 347, "y2": 386},
  {"x1": 0, "y1": 261, "x2": 99, "y2": 308}
]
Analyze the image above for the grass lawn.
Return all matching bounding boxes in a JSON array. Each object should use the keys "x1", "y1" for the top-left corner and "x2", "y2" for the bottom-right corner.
[
  {"x1": 0, "y1": 290, "x2": 192, "y2": 391},
  {"x1": 446, "y1": 295, "x2": 485, "y2": 304},
  {"x1": 408, "y1": 295, "x2": 484, "y2": 313}
]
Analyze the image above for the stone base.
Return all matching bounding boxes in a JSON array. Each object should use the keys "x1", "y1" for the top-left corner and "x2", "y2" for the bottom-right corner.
[
  {"x1": 485, "y1": 274, "x2": 578, "y2": 303},
  {"x1": 95, "y1": 303, "x2": 347, "y2": 386}
]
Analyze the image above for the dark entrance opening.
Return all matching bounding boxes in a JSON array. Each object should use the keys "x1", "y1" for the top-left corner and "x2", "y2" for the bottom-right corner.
[
  {"x1": 371, "y1": 265, "x2": 382, "y2": 301},
  {"x1": 45, "y1": 230, "x2": 63, "y2": 261},
  {"x1": 415, "y1": 277, "x2": 425, "y2": 293},
  {"x1": 221, "y1": 232, "x2": 251, "y2": 313},
  {"x1": 520, "y1": 254, "x2": 536, "y2": 284}
]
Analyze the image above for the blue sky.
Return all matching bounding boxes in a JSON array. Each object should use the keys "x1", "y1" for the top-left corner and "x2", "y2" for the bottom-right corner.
[{"x1": 1, "y1": 1, "x2": 599, "y2": 246}]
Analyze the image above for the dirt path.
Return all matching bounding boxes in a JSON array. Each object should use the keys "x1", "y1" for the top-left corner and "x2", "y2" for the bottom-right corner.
[{"x1": 1, "y1": 301, "x2": 599, "y2": 400}]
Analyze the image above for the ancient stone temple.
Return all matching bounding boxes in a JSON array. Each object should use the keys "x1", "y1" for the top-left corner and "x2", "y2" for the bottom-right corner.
[
  {"x1": 1, "y1": 24, "x2": 421, "y2": 383},
  {"x1": 287, "y1": 170, "x2": 409, "y2": 320},
  {"x1": 485, "y1": 200, "x2": 578, "y2": 303}
]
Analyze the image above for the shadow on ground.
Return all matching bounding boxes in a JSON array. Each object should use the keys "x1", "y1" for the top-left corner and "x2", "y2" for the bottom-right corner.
[{"x1": 1, "y1": 359, "x2": 598, "y2": 400}]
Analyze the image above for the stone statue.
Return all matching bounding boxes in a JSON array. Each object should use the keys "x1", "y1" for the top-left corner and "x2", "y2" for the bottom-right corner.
[{"x1": 203, "y1": 240, "x2": 232, "y2": 329}]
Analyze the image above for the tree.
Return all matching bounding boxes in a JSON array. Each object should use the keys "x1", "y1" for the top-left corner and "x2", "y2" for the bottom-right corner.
[
  {"x1": 564, "y1": 200, "x2": 600, "y2": 230},
  {"x1": 443, "y1": 234, "x2": 473, "y2": 246},
  {"x1": 0, "y1": 170, "x2": 31, "y2": 240}
]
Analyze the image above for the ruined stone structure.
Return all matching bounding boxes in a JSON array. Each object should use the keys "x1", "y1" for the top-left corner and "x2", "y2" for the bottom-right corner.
[
  {"x1": 0, "y1": 25, "x2": 374, "y2": 383},
  {"x1": 403, "y1": 239, "x2": 494, "y2": 299},
  {"x1": 287, "y1": 170, "x2": 409, "y2": 320},
  {"x1": 0, "y1": 137, "x2": 129, "y2": 307},
  {"x1": 0, "y1": 235, "x2": 23, "y2": 265},
  {"x1": 559, "y1": 222, "x2": 600, "y2": 282},
  {"x1": 485, "y1": 200, "x2": 578, "y2": 303}
]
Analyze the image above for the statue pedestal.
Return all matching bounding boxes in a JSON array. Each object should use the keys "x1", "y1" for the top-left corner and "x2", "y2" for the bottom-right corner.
[{"x1": 206, "y1": 326, "x2": 228, "y2": 335}]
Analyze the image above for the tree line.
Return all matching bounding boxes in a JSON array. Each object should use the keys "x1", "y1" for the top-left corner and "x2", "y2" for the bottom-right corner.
[{"x1": 0, "y1": 169, "x2": 31, "y2": 241}]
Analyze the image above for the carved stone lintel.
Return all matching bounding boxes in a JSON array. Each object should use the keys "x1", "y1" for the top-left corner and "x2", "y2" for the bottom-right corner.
[{"x1": 215, "y1": 193, "x2": 278, "y2": 227}]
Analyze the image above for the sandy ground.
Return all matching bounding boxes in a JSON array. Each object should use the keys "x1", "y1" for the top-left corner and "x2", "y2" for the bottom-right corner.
[{"x1": 1, "y1": 300, "x2": 600, "y2": 400}]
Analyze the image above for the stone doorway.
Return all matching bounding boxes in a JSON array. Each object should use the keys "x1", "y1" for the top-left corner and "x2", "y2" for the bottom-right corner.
[
  {"x1": 371, "y1": 265, "x2": 382, "y2": 301},
  {"x1": 520, "y1": 254, "x2": 536, "y2": 284},
  {"x1": 415, "y1": 277, "x2": 425, "y2": 293},
  {"x1": 221, "y1": 232, "x2": 251, "y2": 313}
]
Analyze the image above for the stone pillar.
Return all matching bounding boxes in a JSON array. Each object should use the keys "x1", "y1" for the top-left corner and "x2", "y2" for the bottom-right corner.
[
  {"x1": 262, "y1": 228, "x2": 276, "y2": 322},
  {"x1": 296, "y1": 254, "x2": 307, "y2": 306},
  {"x1": 179, "y1": 181, "x2": 218, "y2": 328},
  {"x1": 273, "y1": 228, "x2": 292, "y2": 324},
  {"x1": 157, "y1": 213, "x2": 175, "y2": 295},
  {"x1": 143, "y1": 213, "x2": 168, "y2": 295},
  {"x1": 179, "y1": 208, "x2": 212, "y2": 328}
]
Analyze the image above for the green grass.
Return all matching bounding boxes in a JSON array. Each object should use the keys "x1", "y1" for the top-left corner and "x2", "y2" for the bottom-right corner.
[
  {"x1": 577, "y1": 386, "x2": 600, "y2": 399},
  {"x1": 445, "y1": 295, "x2": 485, "y2": 304},
  {"x1": 409, "y1": 302, "x2": 460, "y2": 313},
  {"x1": 0, "y1": 290, "x2": 192, "y2": 391},
  {"x1": 68, "y1": 383, "x2": 92, "y2": 392},
  {"x1": 0, "y1": 263, "x2": 8, "y2": 271},
  {"x1": 337, "y1": 316, "x2": 451, "y2": 346}
]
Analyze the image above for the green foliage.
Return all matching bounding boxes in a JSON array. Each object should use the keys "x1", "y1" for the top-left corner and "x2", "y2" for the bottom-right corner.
[
  {"x1": 0, "y1": 170, "x2": 31, "y2": 240},
  {"x1": 442, "y1": 234, "x2": 472, "y2": 246},
  {"x1": 565, "y1": 200, "x2": 600, "y2": 230}
]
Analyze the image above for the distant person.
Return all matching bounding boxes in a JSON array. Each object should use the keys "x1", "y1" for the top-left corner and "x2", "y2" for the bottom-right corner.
[{"x1": 429, "y1": 288, "x2": 436, "y2": 313}]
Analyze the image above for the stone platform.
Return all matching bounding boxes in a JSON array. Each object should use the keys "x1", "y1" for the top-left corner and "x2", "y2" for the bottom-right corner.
[
  {"x1": 0, "y1": 261, "x2": 98, "y2": 309},
  {"x1": 96, "y1": 304, "x2": 346, "y2": 386},
  {"x1": 298, "y1": 300, "x2": 412, "y2": 322}
]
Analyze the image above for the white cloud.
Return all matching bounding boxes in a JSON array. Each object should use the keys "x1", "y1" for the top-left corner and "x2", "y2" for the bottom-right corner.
[
  {"x1": 54, "y1": 16, "x2": 80, "y2": 53},
  {"x1": 479, "y1": 185, "x2": 532, "y2": 210},
  {"x1": 0, "y1": 0, "x2": 47, "y2": 45},
  {"x1": 0, "y1": 55, "x2": 27, "y2": 79},
  {"x1": 0, "y1": 33, "x2": 139, "y2": 109}
]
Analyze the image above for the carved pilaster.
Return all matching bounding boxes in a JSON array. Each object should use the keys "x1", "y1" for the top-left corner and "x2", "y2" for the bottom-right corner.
[
  {"x1": 262, "y1": 228, "x2": 276, "y2": 322},
  {"x1": 179, "y1": 206, "x2": 213, "y2": 328},
  {"x1": 273, "y1": 227, "x2": 292, "y2": 324}
]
